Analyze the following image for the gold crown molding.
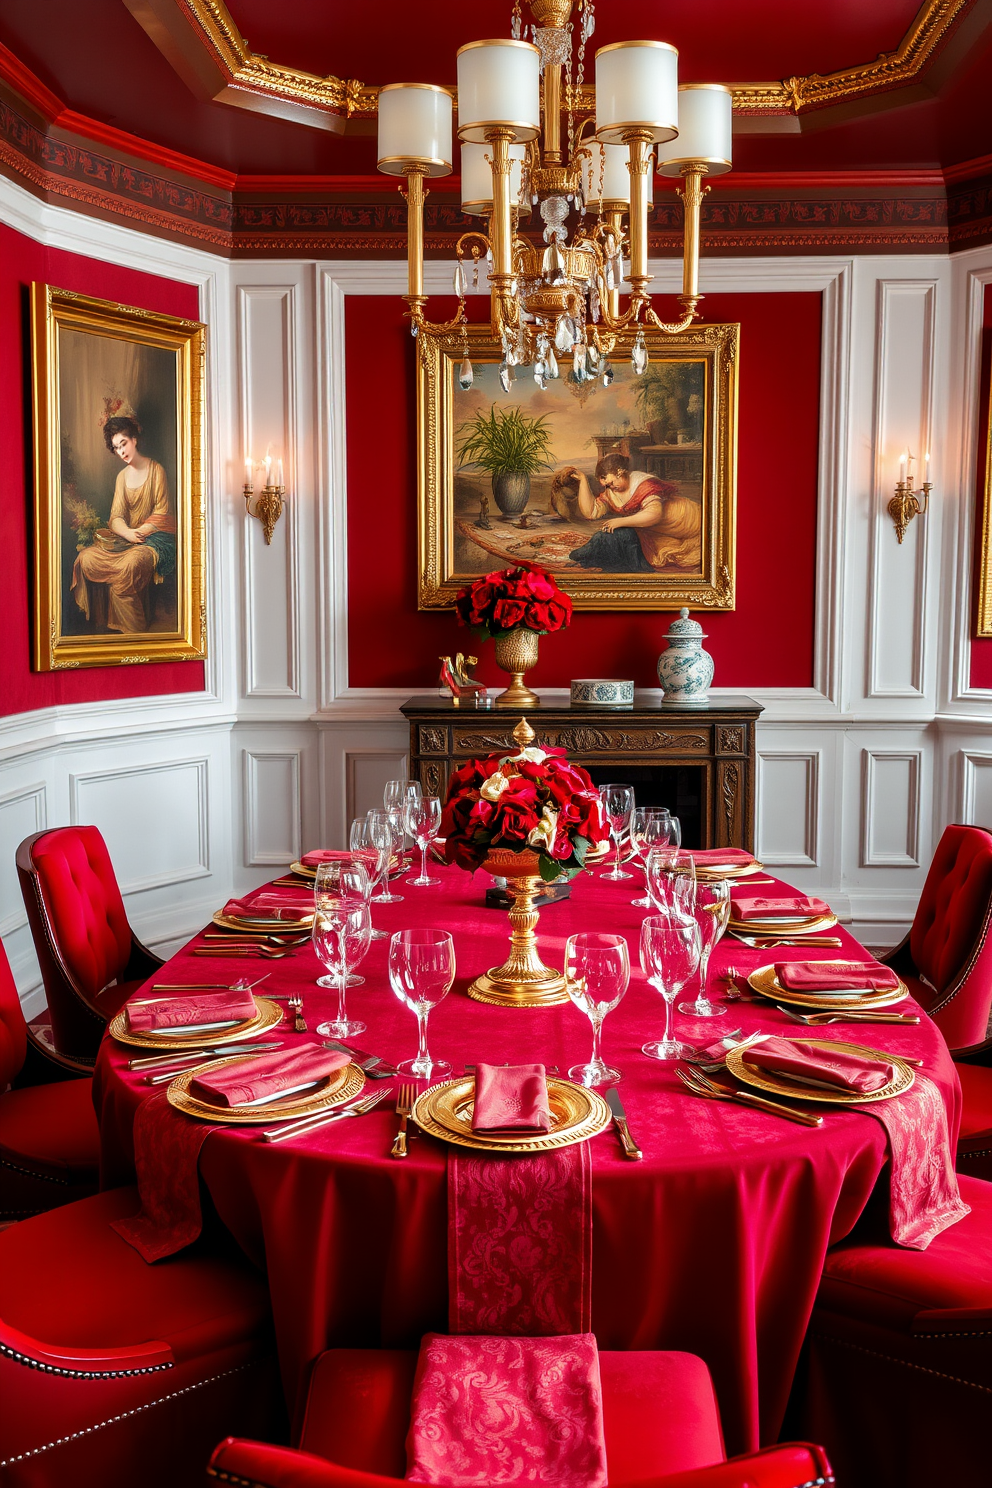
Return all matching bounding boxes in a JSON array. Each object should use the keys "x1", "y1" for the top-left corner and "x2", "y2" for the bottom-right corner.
[{"x1": 134, "y1": 0, "x2": 968, "y2": 125}]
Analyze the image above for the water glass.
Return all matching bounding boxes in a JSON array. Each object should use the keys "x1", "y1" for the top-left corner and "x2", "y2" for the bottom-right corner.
[
  {"x1": 598, "y1": 783, "x2": 635, "y2": 880},
  {"x1": 564, "y1": 932, "x2": 630, "y2": 1086},
  {"x1": 406, "y1": 794, "x2": 442, "y2": 887},
  {"x1": 313, "y1": 897, "x2": 373, "y2": 1039},
  {"x1": 645, "y1": 846, "x2": 695, "y2": 922},
  {"x1": 314, "y1": 858, "x2": 372, "y2": 983},
  {"x1": 384, "y1": 780, "x2": 421, "y2": 851},
  {"x1": 630, "y1": 808, "x2": 678, "y2": 908},
  {"x1": 639, "y1": 913, "x2": 702, "y2": 1060},
  {"x1": 388, "y1": 928, "x2": 455, "y2": 1079},
  {"x1": 679, "y1": 878, "x2": 732, "y2": 1019},
  {"x1": 366, "y1": 809, "x2": 404, "y2": 905},
  {"x1": 347, "y1": 819, "x2": 390, "y2": 936}
]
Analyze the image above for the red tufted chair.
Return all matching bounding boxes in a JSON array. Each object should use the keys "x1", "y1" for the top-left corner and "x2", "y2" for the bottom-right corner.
[
  {"x1": 17, "y1": 826, "x2": 163, "y2": 1063},
  {"x1": 207, "y1": 1348, "x2": 833, "y2": 1488},
  {"x1": 0, "y1": 936, "x2": 99, "y2": 1220},
  {"x1": 789, "y1": 1174, "x2": 992, "y2": 1488},
  {"x1": 881, "y1": 823, "x2": 992, "y2": 1178},
  {"x1": 0, "y1": 1186, "x2": 284, "y2": 1487}
]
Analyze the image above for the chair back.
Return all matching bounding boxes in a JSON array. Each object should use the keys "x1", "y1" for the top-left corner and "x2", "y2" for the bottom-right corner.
[
  {"x1": 0, "y1": 938, "x2": 27, "y2": 1089},
  {"x1": 910, "y1": 823, "x2": 992, "y2": 1048},
  {"x1": 16, "y1": 826, "x2": 132, "y2": 1058}
]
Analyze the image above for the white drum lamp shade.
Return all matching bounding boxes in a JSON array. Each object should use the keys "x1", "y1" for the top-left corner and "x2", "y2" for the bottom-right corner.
[
  {"x1": 377, "y1": 85, "x2": 453, "y2": 176},
  {"x1": 461, "y1": 142, "x2": 527, "y2": 214},
  {"x1": 456, "y1": 39, "x2": 541, "y2": 142},
  {"x1": 595, "y1": 41, "x2": 679, "y2": 144},
  {"x1": 656, "y1": 85, "x2": 733, "y2": 175},
  {"x1": 581, "y1": 141, "x2": 654, "y2": 206}
]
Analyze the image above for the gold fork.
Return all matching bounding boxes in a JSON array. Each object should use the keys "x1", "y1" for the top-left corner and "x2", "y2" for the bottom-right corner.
[
  {"x1": 675, "y1": 1065, "x2": 824, "y2": 1128},
  {"x1": 262, "y1": 1089, "x2": 388, "y2": 1143},
  {"x1": 288, "y1": 993, "x2": 307, "y2": 1033},
  {"x1": 391, "y1": 1082, "x2": 416, "y2": 1159}
]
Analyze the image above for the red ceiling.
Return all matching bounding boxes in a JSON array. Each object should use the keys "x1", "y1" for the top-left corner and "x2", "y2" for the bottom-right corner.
[{"x1": 0, "y1": 0, "x2": 988, "y2": 178}]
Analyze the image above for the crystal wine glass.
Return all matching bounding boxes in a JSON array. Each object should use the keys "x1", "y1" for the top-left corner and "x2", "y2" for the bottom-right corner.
[
  {"x1": 630, "y1": 808, "x2": 678, "y2": 908},
  {"x1": 639, "y1": 913, "x2": 702, "y2": 1061},
  {"x1": 645, "y1": 845, "x2": 695, "y2": 922},
  {"x1": 564, "y1": 931, "x2": 630, "y2": 1086},
  {"x1": 388, "y1": 928, "x2": 455, "y2": 1079},
  {"x1": 679, "y1": 877, "x2": 732, "y2": 1018},
  {"x1": 384, "y1": 780, "x2": 421, "y2": 853},
  {"x1": 366, "y1": 809, "x2": 404, "y2": 905},
  {"x1": 348, "y1": 818, "x2": 389, "y2": 937},
  {"x1": 314, "y1": 858, "x2": 371, "y2": 984},
  {"x1": 598, "y1": 783, "x2": 635, "y2": 881},
  {"x1": 405, "y1": 794, "x2": 442, "y2": 887},
  {"x1": 313, "y1": 897, "x2": 372, "y2": 1039}
]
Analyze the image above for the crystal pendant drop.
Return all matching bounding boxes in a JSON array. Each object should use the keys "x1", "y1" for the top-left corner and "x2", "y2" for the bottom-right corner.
[
  {"x1": 458, "y1": 356, "x2": 474, "y2": 391},
  {"x1": 605, "y1": 261, "x2": 615, "y2": 292},
  {"x1": 547, "y1": 348, "x2": 559, "y2": 380},
  {"x1": 411, "y1": 324, "x2": 418, "y2": 338},
  {"x1": 573, "y1": 343, "x2": 588, "y2": 380},
  {"x1": 602, "y1": 363, "x2": 614, "y2": 387},
  {"x1": 590, "y1": 286, "x2": 601, "y2": 323},
  {"x1": 587, "y1": 343, "x2": 600, "y2": 371},
  {"x1": 632, "y1": 332, "x2": 648, "y2": 376},
  {"x1": 499, "y1": 360, "x2": 514, "y2": 392},
  {"x1": 453, "y1": 260, "x2": 466, "y2": 297},
  {"x1": 554, "y1": 317, "x2": 574, "y2": 355},
  {"x1": 472, "y1": 258, "x2": 480, "y2": 289},
  {"x1": 534, "y1": 364, "x2": 547, "y2": 389}
]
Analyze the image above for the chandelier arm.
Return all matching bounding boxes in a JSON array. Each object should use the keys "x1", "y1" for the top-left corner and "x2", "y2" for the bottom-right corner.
[
  {"x1": 405, "y1": 299, "x2": 469, "y2": 337},
  {"x1": 623, "y1": 130, "x2": 655, "y2": 298},
  {"x1": 677, "y1": 164, "x2": 710, "y2": 302}
]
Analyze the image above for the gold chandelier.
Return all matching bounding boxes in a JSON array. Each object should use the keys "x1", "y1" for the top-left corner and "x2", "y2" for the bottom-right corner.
[{"x1": 375, "y1": 0, "x2": 732, "y2": 389}]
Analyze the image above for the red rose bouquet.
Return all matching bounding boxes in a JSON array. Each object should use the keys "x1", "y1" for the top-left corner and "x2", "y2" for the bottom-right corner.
[
  {"x1": 455, "y1": 564, "x2": 572, "y2": 639},
  {"x1": 440, "y1": 738, "x2": 608, "y2": 882}
]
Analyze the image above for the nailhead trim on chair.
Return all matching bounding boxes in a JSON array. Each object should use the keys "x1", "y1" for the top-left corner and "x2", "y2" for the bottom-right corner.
[
  {"x1": 0, "y1": 1154, "x2": 72, "y2": 1186},
  {"x1": 205, "y1": 1464, "x2": 837, "y2": 1488},
  {"x1": 0, "y1": 1359, "x2": 259, "y2": 1468},
  {"x1": 0, "y1": 1339, "x2": 173, "y2": 1380},
  {"x1": 811, "y1": 1330, "x2": 992, "y2": 1392}
]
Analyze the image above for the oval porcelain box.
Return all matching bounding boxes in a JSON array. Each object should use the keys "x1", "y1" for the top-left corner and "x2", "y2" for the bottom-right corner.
[{"x1": 570, "y1": 679, "x2": 635, "y2": 708}]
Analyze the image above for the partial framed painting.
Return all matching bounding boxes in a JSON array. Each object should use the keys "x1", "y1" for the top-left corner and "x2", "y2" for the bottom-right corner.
[
  {"x1": 417, "y1": 321, "x2": 738, "y2": 611},
  {"x1": 979, "y1": 381, "x2": 992, "y2": 637},
  {"x1": 30, "y1": 284, "x2": 206, "y2": 670}
]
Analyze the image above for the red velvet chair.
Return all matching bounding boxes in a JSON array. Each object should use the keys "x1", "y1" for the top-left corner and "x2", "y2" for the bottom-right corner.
[
  {"x1": 207, "y1": 1348, "x2": 833, "y2": 1488},
  {"x1": 0, "y1": 936, "x2": 99, "y2": 1221},
  {"x1": 0, "y1": 1186, "x2": 284, "y2": 1487},
  {"x1": 791, "y1": 1174, "x2": 992, "y2": 1488},
  {"x1": 17, "y1": 825, "x2": 163, "y2": 1063},
  {"x1": 881, "y1": 822, "x2": 992, "y2": 1178}
]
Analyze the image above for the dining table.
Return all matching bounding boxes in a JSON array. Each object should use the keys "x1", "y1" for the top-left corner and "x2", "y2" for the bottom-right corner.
[{"x1": 92, "y1": 859, "x2": 961, "y2": 1456}]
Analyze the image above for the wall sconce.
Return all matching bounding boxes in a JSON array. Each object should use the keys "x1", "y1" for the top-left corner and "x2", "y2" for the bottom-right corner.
[
  {"x1": 243, "y1": 455, "x2": 287, "y2": 545},
  {"x1": 888, "y1": 450, "x2": 931, "y2": 544}
]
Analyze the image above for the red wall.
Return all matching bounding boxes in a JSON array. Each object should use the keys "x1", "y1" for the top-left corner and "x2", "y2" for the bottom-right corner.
[
  {"x1": 346, "y1": 292, "x2": 822, "y2": 690},
  {"x1": 0, "y1": 223, "x2": 205, "y2": 717},
  {"x1": 970, "y1": 284, "x2": 992, "y2": 689}
]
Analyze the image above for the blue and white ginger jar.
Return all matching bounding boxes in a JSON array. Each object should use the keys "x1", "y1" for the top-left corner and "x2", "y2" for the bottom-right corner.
[{"x1": 656, "y1": 608, "x2": 714, "y2": 703}]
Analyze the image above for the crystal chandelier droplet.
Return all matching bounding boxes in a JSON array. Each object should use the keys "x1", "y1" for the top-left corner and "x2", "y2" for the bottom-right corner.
[
  {"x1": 458, "y1": 356, "x2": 474, "y2": 390},
  {"x1": 632, "y1": 331, "x2": 648, "y2": 376}
]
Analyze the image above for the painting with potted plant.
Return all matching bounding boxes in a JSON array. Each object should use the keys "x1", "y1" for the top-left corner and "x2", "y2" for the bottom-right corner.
[{"x1": 440, "y1": 737, "x2": 608, "y2": 882}]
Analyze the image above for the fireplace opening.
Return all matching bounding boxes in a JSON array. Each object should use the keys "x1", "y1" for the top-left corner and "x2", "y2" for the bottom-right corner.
[{"x1": 583, "y1": 765, "x2": 705, "y2": 851}]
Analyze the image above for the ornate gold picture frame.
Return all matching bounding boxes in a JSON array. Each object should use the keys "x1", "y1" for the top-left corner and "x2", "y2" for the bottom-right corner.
[
  {"x1": 417, "y1": 321, "x2": 738, "y2": 612},
  {"x1": 31, "y1": 284, "x2": 206, "y2": 670}
]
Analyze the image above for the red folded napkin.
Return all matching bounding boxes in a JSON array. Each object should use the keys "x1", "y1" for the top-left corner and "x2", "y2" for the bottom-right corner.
[
  {"x1": 776, "y1": 960, "x2": 900, "y2": 993},
  {"x1": 406, "y1": 1333, "x2": 607, "y2": 1488},
  {"x1": 472, "y1": 1062, "x2": 551, "y2": 1134},
  {"x1": 730, "y1": 894, "x2": 830, "y2": 922},
  {"x1": 679, "y1": 848, "x2": 755, "y2": 867},
  {"x1": 189, "y1": 1044, "x2": 349, "y2": 1108},
  {"x1": 126, "y1": 987, "x2": 256, "y2": 1033},
  {"x1": 744, "y1": 1035, "x2": 895, "y2": 1094},
  {"x1": 301, "y1": 848, "x2": 379, "y2": 871},
  {"x1": 221, "y1": 890, "x2": 314, "y2": 921}
]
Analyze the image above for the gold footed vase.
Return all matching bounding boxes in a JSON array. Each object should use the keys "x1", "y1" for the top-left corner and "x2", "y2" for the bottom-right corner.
[
  {"x1": 468, "y1": 847, "x2": 568, "y2": 1007},
  {"x1": 493, "y1": 626, "x2": 540, "y2": 708}
]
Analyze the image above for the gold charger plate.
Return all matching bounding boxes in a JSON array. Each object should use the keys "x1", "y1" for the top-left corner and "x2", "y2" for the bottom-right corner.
[
  {"x1": 747, "y1": 963, "x2": 909, "y2": 1011},
  {"x1": 412, "y1": 1076, "x2": 611, "y2": 1152},
  {"x1": 212, "y1": 910, "x2": 313, "y2": 933},
  {"x1": 727, "y1": 1036, "x2": 915, "y2": 1105},
  {"x1": 167, "y1": 1056, "x2": 365, "y2": 1125},
  {"x1": 693, "y1": 859, "x2": 764, "y2": 881},
  {"x1": 291, "y1": 854, "x2": 402, "y2": 881},
  {"x1": 108, "y1": 995, "x2": 283, "y2": 1052},
  {"x1": 728, "y1": 913, "x2": 838, "y2": 935}
]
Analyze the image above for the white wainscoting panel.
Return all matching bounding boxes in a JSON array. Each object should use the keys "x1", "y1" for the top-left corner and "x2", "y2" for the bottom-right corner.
[
  {"x1": 0, "y1": 783, "x2": 47, "y2": 934},
  {"x1": 756, "y1": 751, "x2": 820, "y2": 867},
  {"x1": 860, "y1": 749, "x2": 922, "y2": 867},
  {"x1": 960, "y1": 751, "x2": 992, "y2": 828},
  {"x1": 69, "y1": 758, "x2": 211, "y2": 893},
  {"x1": 243, "y1": 749, "x2": 302, "y2": 865},
  {"x1": 867, "y1": 279, "x2": 935, "y2": 699},
  {"x1": 346, "y1": 752, "x2": 410, "y2": 826}
]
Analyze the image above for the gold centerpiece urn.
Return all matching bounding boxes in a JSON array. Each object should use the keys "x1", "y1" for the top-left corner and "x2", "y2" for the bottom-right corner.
[
  {"x1": 493, "y1": 627, "x2": 540, "y2": 708},
  {"x1": 453, "y1": 564, "x2": 574, "y2": 712},
  {"x1": 439, "y1": 717, "x2": 609, "y2": 1008}
]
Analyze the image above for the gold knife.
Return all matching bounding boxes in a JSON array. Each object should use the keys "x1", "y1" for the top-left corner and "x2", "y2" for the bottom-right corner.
[{"x1": 605, "y1": 1087, "x2": 642, "y2": 1160}]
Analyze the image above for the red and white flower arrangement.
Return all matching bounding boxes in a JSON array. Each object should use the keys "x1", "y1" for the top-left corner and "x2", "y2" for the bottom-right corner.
[
  {"x1": 440, "y1": 739, "x2": 608, "y2": 882},
  {"x1": 454, "y1": 564, "x2": 573, "y2": 638}
]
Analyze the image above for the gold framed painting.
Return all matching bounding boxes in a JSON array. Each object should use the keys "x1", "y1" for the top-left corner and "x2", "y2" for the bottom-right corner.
[
  {"x1": 417, "y1": 321, "x2": 738, "y2": 612},
  {"x1": 30, "y1": 283, "x2": 206, "y2": 670}
]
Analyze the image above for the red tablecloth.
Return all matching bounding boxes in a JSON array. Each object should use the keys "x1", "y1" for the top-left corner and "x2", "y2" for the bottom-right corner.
[{"x1": 93, "y1": 865, "x2": 960, "y2": 1453}]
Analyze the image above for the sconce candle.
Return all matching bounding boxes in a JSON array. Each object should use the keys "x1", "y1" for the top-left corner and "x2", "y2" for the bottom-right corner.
[
  {"x1": 888, "y1": 448, "x2": 932, "y2": 545},
  {"x1": 243, "y1": 451, "x2": 288, "y2": 546}
]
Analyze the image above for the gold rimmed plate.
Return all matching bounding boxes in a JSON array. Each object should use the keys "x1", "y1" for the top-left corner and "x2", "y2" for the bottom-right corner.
[
  {"x1": 108, "y1": 995, "x2": 283, "y2": 1051},
  {"x1": 728, "y1": 912, "x2": 838, "y2": 936},
  {"x1": 727, "y1": 1036, "x2": 915, "y2": 1105},
  {"x1": 694, "y1": 860, "x2": 764, "y2": 881},
  {"x1": 291, "y1": 854, "x2": 402, "y2": 881},
  {"x1": 412, "y1": 1076, "x2": 611, "y2": 1152},
  {"x1": 212, "y1": 910, "x2": 313, "y2": 933},
  {"x1": 167, "y1": 1056, "x2": 365, "y2": 1125},
  {"x1": 747, "y1": 963, "x2": 909, "y2": 1011}
]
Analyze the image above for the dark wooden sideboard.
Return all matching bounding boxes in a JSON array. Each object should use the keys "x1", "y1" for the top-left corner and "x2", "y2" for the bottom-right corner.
[{"x1": 400, "y1": 693, "x2": 763, "y2": 852}]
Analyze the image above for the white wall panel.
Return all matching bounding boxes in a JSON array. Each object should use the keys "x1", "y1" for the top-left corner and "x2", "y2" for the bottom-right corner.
[
  {"x1": 860, "y1": 749, "x2": 922, "y2": 867},
  {"x1": 243, "y1": 749, "x2": 302, "y2": 865},
  {"x1": 0, "y1": 783, "x2": 47, "y2": 933},
  {"x1": 756, "y1": 752, "x2": 819, "y2": 867},
  {"x1": 960, "y1": 751, "x2": 992, "y2": 828},
  {"x1": 69, "y1": 758, "x2": 210, "y2": 893}
]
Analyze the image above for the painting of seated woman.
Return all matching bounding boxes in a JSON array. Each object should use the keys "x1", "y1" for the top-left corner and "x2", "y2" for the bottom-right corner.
[
  {"x1": 420, "y1": 322, "x2": 737, "y2": 612},
  {"x1": 30, "y1": 284, "x2": 205, "y2": 670}
]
